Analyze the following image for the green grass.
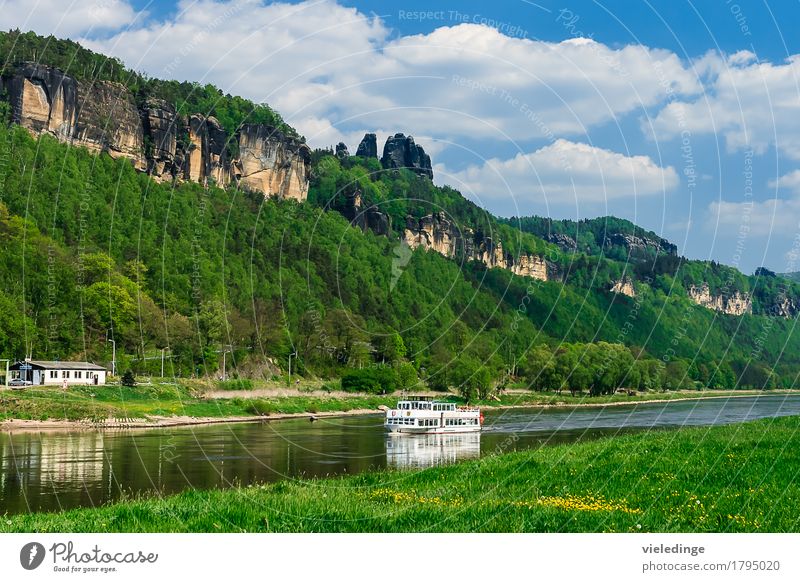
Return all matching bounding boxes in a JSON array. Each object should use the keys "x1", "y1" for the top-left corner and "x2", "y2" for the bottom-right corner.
[
  {"x1": 4, "y1": 415, "x2": 800, "y2": 532},
  {"x1": 0, "y1": 385, "x2": 786, "y2": 423},
  {"x1": 0, "y1": 384, "x2": 402, "y2": 421}
]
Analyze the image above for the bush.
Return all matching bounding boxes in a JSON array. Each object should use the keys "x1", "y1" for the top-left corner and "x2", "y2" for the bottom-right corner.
[
  {"x1": 341, "y1": 367, "x2": 399, "y2": 394},
  {"x1": 121, "y1": 370, "x2": 136, "y2": 387},
  {"x1": 216, "y1": 379, "x2": 254, "y2": 391}
]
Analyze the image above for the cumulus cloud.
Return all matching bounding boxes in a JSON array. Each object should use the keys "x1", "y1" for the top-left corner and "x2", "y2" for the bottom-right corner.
[
  {"x1": 708, "y1": 198, "x2": 800, "y2": 237},
  {"x1": 441, "y1": 139, "x2": 679, "y2": 206},
  {"x1": 649, "y1": 52, "x2": 800, "y2": 158},
  {"x1": 3, "y1": 0, "x2": 140, "y2": 37},
  {"x1": 79, "y1": 1, "x2": 701, "y2": 149},
  {"x1": 768, "y1": 169, "x2": 800, "y2": 194}
]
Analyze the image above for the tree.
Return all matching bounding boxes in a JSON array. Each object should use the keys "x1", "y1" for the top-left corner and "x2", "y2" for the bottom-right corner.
[{"x1": 121, "y1": 369, "x2": 136, "y2": 387}]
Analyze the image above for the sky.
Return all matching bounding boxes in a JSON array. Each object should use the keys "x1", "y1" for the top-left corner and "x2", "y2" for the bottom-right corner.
[{"x1": 4, "y1": 0, "x2": 800, "y2": 274}]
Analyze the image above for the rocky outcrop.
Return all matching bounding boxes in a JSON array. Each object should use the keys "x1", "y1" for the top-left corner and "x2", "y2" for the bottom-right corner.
[
  {"x1": 611, "y1": 278, "x2": 636, "y2": 298},
  {"x1": 335, "y1": 142, "x2": 349, "y2": 159},
  {"x1": 544, "y1": 232, "x2": 578, "y2": 252},
  {"x1": 403, "y1": 212, "x2": 554, "y2": 282},
  {"x1": 603, "y1": 232, "x2": 677, "y2": 257},
  {"x1": 688, "y1": 283, "x2": 752, "y2": 315},
  {"x1": 236, "y1": 124, "x2": 311, "y2": 201},
  {"x1": 73, "y1": 80, "x2": 146, "y2": 170},
  {"x1": 341, "y1": 189, "x2": 390, "y2": 236},
  {"x1": 140, "y1": 98, "x2": 182, "y2": 179},
  {"x1": 356, "y1": 133, "x2": 378, "y2": 158},
  {"x1": 2, "y1": 63, "x2": 311, "y2": 200},
  {"x1": 771, "y1": 295, "x2": 799, "y2": 318},
  {"x1": 381, "y1": 133, "x2": 433, "y2": 179},
  {"x1": 6, "y1": 63, "x2": 77, "y2": 139}
]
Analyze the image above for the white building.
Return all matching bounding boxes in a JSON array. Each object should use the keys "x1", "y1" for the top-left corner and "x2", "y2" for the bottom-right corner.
[{"x1": 9, "y1": 360, "x2": 107, "y2": 386}]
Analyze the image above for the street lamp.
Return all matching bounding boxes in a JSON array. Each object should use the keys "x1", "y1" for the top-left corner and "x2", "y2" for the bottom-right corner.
[
  {"x1": 106, "y1": 332, "x2": 116, "y2": 377},
  {"x1": 221, "y1": 345, "x2": 232, "y2": 381},
  {"x1": 160, "y1": 347, "x2": 170, "y2": 378}
]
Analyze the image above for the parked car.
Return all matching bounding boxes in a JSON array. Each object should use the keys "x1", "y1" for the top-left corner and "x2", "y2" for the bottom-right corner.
[{"x1": 9, "y1": 378, "x2": 33, "y2": 389}]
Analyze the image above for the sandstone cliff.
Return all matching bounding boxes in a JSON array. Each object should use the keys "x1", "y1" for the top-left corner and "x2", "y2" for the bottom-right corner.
[
  {"x1": 688, "y1": 283, "x2": 752, "y2": 315},
  {"x1": 610, "y1": 278, "x2": 636, "y2": 298},
  {"x1": 2, "y1": 63, "x2": 311, "y2": 200},
  {"x1": 380, "y1": 133, "x2": 433, "y2": 179},
  {"x1": 403, "y1": 212, "x2": 554, "y2": 282}
]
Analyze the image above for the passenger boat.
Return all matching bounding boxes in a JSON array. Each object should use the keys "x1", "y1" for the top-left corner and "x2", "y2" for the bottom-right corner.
[{"x1": 384, "y1": 397, "x2": 483, "y2": 435}]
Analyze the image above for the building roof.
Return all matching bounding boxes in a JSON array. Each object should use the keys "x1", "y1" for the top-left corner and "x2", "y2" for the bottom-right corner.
[{"x1": 10, "y1": 360, "x2": 107, "y2": 371}]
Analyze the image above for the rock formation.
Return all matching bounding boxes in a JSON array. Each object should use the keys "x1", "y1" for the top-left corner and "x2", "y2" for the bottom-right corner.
[
  {"x1": 544, "y1": 232, "x2": 578, "y2": 252},
  {"x1": 341, "y1": 189, "x2": 390, "y2": 236},
  {"x1": 236, "y1": 124, "x2": 311, "y2": 201},
  {"x1": 335, "y1": 142, "x2": 349, "y2": 159},
  {"x1": 140, "y1": 98, "x2": 181, "y2": 179},
  {"x1": 356, "y1": 133, "x2": 377, "y2": 158},
  {"x1": 6, "y1": 63, "x2": 77, "y2": 140},
  {"x1": 1, "y1": 63, "x2": 311, "y2": 200},
  {"x1": 688, "y1": 283, "x2": 752, "y2": 315},
  {"x1": 381, "y1": 133, "x2": 433, "y2": 179},
  {"x1": 610, "y1": 278, "x2": 636, "y2": 298},
  {"x1": 403, "y1": 212, "x2": 554, "y2": 282},
  {"x1": 73, "y1": 80, "x2": 146, "y2": 170},
  {"x1": 603, "y1": 232, "x2": 677, "y2": 257}
]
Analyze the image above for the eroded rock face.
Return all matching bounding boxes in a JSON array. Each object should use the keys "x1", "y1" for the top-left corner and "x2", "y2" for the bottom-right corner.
[
  {"x1": 772, "y1": 295, "x2": 799, "y2": 318},
  {"x1": 73, "y1": 80, "x2": 146, "y2": 170},
  {"x1": 6, "y1": 63, "x2": 78, "y2": 139},
  {"x1": 2, "y1": 64, "x2": 312, "y2": 200},
  {"x1": 237, "y1": 124, "x2": 311, "y2": 201},
  {"x1": 341, "y1": 189, "x2": 391, "y2": 236},
  {"x1": 141, "y1": 98, "x2": 181, "y2": 180},
  {"x1": 603, "y1": 232, "x2": 677, "y2": 257},
  {"x1": 403, "y1": 213, "x2": 553, "y2": 282},
  {"x1": 688, "y1": 283, "x2": 752, "y2": 315},
  {"x1": 611, "y1": 278, "x2": 636, "y2": 298},
  {"x1": 356, "y1": 133, "x2": 377, "y2": 158},
  {"x1": 381, "y1": 133, "x2": 433, "y2": 179},
  {"x1": 544, "y1": 232, "x2": 578, "y2": 252},
  {"x1": 335, "y1": 142, "x2": 349, "y2": 159}
]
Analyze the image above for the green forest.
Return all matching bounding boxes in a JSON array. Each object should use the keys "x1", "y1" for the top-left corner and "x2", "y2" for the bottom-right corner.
[{"x1": 1, "y1": 29, "x2": 799, "y2": 396}]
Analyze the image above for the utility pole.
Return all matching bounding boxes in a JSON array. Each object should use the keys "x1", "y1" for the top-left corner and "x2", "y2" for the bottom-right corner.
[{"x1": 288, "y1": 351, "x2": 297, "y2": 386}]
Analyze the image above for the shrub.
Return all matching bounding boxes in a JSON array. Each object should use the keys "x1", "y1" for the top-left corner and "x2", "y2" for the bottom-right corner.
[
  {"x1": 217, "y1": 379, "x2": 253, "y2": 391},
  {"x1": 341, "y1": 367, "x2": 399, "y2": 394},
  {"x1": 121, "y1": 370, "x2": 136, "y2": 387}
]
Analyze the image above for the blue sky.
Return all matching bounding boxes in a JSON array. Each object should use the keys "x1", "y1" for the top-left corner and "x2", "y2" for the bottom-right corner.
[{"x1": 6, "y1": 0, "x2": 800, "y2": 274}]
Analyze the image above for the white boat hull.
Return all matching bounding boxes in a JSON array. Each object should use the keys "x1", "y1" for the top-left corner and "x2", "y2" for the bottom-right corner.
[{"x1": 385, "y1": 424, "x2": 481, "y2": 435}]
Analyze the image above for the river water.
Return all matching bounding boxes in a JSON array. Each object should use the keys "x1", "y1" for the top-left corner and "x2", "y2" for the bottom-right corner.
[{"x1": 1, "y1": 394, "x2": 799, "y2": 515}]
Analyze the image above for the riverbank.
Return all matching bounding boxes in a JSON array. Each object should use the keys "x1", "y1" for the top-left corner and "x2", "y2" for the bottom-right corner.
[
  {"x1": 4, "y1": 414, "x2": 799, "y2": 532},
  {"x1": 0, "y1": 384, "x2": 791, "y2": 431}
]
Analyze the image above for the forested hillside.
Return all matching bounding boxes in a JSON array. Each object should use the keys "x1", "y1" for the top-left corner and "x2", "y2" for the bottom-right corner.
[{"x1": 1, "y1": 30, "x2": 799, "y2": 395}]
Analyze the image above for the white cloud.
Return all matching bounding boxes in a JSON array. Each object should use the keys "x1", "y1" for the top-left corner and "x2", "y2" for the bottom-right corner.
[
  {"x1": 78, "y1": 1, "x2": 702, "y2": 149},
  {"x1": 3, "y1": 0, "x2": 139, "y2": 37},
  {"x1": 440, "y1": 139, "x2": 678, "y2": 206},
  {"x1": 708, "y1": 198, "x2": 800, "y2": 237},
  {"x1": 649, "y1": 52, "x2": 800, "y2": 158},
  {"x1": 768, "y1": 169, "x2": 800, "y2": 194}
]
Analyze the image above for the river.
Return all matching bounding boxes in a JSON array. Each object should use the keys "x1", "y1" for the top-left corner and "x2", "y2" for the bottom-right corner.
[{"x1": 1, "y1": 394, "x2": 799, "y2": 515}]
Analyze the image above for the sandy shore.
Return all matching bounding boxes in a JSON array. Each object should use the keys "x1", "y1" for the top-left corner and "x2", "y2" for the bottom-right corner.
[{"x1": 0, "y1": 390, "x2": 785, "y2": 433}]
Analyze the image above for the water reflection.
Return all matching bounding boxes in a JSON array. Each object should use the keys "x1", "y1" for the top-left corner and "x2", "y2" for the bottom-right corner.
[
  {"x1": 2, "y1": 395, "x2": 800, "y2": 515},
  {"x1": 385, "y1": 433, "x2": 481, "y2": 469}
]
